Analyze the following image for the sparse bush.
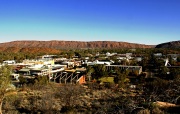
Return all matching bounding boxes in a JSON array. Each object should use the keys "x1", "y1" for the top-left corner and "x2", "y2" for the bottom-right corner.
[
  {"x1": 19, "y1": 76, "x2": 28, "y2": 86},
  {"x1": 151, "y1": 107, "x2": 164, "y2": 114},
  {"x1": 137, "y1": 109, "x2": 150, "y2": 114},
  {"x1": 55, "y1": 84, "x2": 85, "y2": 113},
  {"x1": 2, "y1": 95, "x2": 18, "y2": 114},
  {"x1": 29, "y1": 76, "x2": 49, "y2": 90}
]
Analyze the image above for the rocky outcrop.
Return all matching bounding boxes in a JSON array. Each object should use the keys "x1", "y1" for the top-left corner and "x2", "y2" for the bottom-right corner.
[
  {"x1": 0, "y1": 40, "x2": 153, "y2": 49},
  {"x1": 155, "y1": 41, "x2": 180, "y2": 48}
]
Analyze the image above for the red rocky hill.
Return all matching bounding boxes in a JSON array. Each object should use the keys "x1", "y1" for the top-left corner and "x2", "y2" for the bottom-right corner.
[{"x1": 0, "y1": 40, "x2": 153, "y2": 49}]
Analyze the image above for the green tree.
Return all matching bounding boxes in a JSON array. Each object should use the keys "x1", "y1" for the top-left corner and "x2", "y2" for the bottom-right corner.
[
  {"x1": 92, "y1": 64, "x2": 108, "y2": 79},
  {"x1": 159, "y1": 66, "x2": 169, "y2": 79},
  {"x1": 0, "y1": 65, "x2": 12, "y2": 114},
  {"x1": 117, "y1": 71, "x2": 128, "y2": 88},
  {"x1": 177, "y1": 56, "x2": 180, "y2": 62},
  {"x1": 113, "y1": 68, "x2": 128, "y2": 88},
  {"x1": 74, "y1": 52, "x2": 82, "y2": 58},
  {"x1": 86, "y1": 66, "x2": 95, "y2": 81},
  {"x1": 169, "y1": 68, "x2": 180, "y2": 80},
  {"x1": 140, "y1": 56, "x2": 149, "y2": 72},
  {"x1": 67, "y1": 51, "x2": 74, "y2": 59}
]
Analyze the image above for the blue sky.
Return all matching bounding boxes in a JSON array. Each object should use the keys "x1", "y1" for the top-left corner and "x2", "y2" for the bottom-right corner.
[{"x1": 0, "y1": 0, "x2": 179, "y2": 45}]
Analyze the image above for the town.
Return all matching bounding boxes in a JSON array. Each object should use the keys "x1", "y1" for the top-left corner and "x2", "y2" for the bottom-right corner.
[
  {"x1": 0, "y1": 48, "x2": 180, "y2": 113},
  {"x1": 1, "y1": 0, "x2": 180, "y2": 113}
]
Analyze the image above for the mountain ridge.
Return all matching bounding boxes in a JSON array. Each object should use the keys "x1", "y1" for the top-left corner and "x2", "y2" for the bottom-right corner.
[
  {"x1": 155, "y1": 40, "x2": 180, "y2": 48},
  {"x1": 0, "y1": 40, "x2": 154, "y2": 49}
]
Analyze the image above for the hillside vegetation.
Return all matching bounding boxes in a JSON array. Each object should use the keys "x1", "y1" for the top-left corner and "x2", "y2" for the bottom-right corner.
[{"x1": 0, "y1": 47, "x2": 60, "y2": 54}]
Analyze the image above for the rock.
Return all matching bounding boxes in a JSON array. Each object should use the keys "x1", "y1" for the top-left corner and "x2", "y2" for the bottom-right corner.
[{"x1": 0, "y1": 40, "x2": 153, "y2": 50}]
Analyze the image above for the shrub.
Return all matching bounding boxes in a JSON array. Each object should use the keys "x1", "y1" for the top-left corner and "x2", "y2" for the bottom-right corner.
[{"x1": 137, "y1": 109, "x2": 150, "y2": 114}]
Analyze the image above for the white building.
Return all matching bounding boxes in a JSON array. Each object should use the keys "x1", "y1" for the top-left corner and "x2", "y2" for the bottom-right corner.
[{"x1": 3, "y1": 60, "x2": 16, "y2": 65}]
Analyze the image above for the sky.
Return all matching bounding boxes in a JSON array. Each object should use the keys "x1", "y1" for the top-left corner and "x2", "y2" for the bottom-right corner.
[{"x1": 0, "y1": 0, "x2": 179, "y2": 45}]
